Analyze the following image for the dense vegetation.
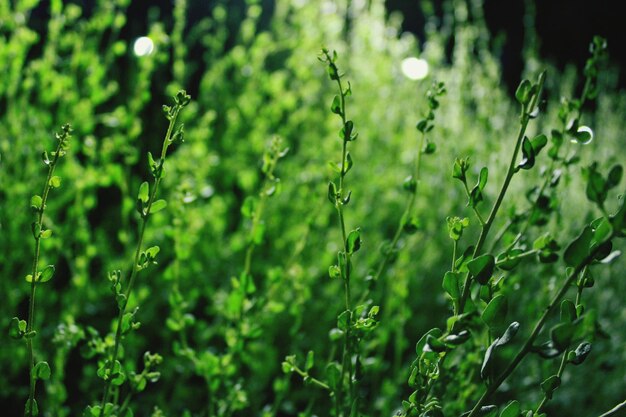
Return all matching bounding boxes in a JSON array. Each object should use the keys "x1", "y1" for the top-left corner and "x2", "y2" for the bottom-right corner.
[{"x1": 1, "y1": 1, "x2": 625, "y2": 417}]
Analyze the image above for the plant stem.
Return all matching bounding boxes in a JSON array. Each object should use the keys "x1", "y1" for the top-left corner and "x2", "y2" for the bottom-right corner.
[
  {"x1": 463, "y1": 181, "x2": 486, "y2": 225},
  {"x1": 466, "y1": 239, "x2": 608, "y2": 417},
  {"x1": 98, "y1": 106, "x2": 181, "y2": 415},
  {"x1": 458, "y1": 72, "x2": 545, "y2": 314},
  {"x1": 25, "y1": 133, "x2": 66, "y2": 416},
  {"x1": 334, "y1": 72, "x2": 354, "y2": 415},
  {"x1": 291, "y1": 365, "x2": 331, "y2": 391},
  {"x1": 494, "y1": 249, "x2": 538, "y2": 267},
  {"x1": 598, "y1": 399, "x2": 626, "y2": 417},
  {"x1": 534, "y1": 349, "x2": 568, "y2": 414}
]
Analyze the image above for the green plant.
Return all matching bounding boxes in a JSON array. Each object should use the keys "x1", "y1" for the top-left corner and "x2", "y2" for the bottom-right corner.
[
  {"x1": 398, "y1": 36, "x2": 624, "y2": 417},
  {"x1": 9, "y1": 124, "x2": 72, "y2": 417},
  {"x1": 86, "y1": 90, "x2": 191, "y2": 417},
  {"x1": 1, "y1": 1, "x2": 625, "y2": 416}
]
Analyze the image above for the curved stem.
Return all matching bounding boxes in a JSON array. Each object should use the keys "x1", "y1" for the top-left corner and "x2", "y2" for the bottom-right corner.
[{"x1": 598, "y1": 399, "x2": 626, "y2": 417}]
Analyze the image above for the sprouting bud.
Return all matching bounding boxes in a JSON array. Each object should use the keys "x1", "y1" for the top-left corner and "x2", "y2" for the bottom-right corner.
[{"x1": 174, "y1": 90, "x2": 191, "y2": 107}]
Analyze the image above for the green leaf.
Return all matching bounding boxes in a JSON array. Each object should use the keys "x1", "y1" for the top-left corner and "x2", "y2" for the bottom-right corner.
[
  {"x1": 481, "y1": 322, "x2": 519, "y2": 380},
  {"x1": 402, "y1": 215, "x2": 420, "y2": 234},
  {"x1": 442, "y1": 271, "x2": 461, "y2": 301},
  {"x1": 447, "y1": 216, "x2": 469, "y2": 241},
  {"x1": 32, "y1": 361, "x2": 51, "y2": 380},
  {"x1": 455, "y1": 245, "x2": 475, "y2": 272},
  {"x1": 241, "y1": 196, "x2": 257, "y2": 218},
  {"x1": 515, "y1": 79, "x2": 532, "y2": 104},
  {"x1": 328, "y1": 181, "x2": 337, "y2": 205},
  {"x1": 592, "y1": 217, "x2": 613, "y2": 246},
  {"x1": 574, "y1": 128, "x2": 592, "y2": 144},
  {"x1": 38, "y1": 265, "x2": 55, "y2": 283},
  {"x1": 9, "y1": 317, "x2": 27, "y2": 339},
  {"x1": 331, "y1": 95, "x2": 341, "y2": 115},
  {"x1": 517, "y1": 136, "x2": 536, "y2": 171},
  {"x1": 138, "y1": 181, "x2": 149, "y2": 203},
  {"x1": 532, "y1": 341, "x2": 561, "y2": 359},
  {"x1": 25, "y1": 398, "x2": 39, "y2": 416},
  {"x1": 583, "y1": 163, "x2": 607, "y2": 205},
  {"x1": 341, "y1": 120, "x2": 355, "y2": 141},
  {"x1": 564, "y1": 226, "x2": 593, "y2": 267},
  {"x1": 467, "y1": 254, "x2": 495, "y2": 285},
  {"x1": 453, "y1": 157, "x2": 469, "y2": 183},
  {"x1": 151, "y1": 199, "x2": 167, "y2": 214},
  {"x1": 443, "y1": 330, "x2": 470, "y2": 346},
  {"x1": 607, "y1": 165, "x2": 623, "y2": 188},
  {"x1": 482, "y1": 295, "x2": 508, "y2": 330},
  {"x1": 345, "y1": 152, "x2": 353, "y2": 174},
  {"x1": 425, "y1": 334, "x2": 447, "y2": 352},
  {"x1": 30, "y1": 195, "x2": 43, "y2": 210},
  {"x1": 540, "y1": 375, "x2": 561, "y2": 400},
  {"x1": 337, "y1": 310, "x2": 351, "y2": 331},
  {"x1": 530, "y1": 133, "x2": 548, "y2": 154},
  {"x1": 49, "y1": 176, "x2": 62, "y2": 188},
  {"x1": 346, "y1": 228, "x2": 361, "y2": 254},
  {"x1": 325, "y1": 362, "x2": 341, "y2": 391},
  {"x1": 121, "y1": 310, "x2": 141, "y2": 335},
  {"x1": 469, "y1": 167, "x2": 488, "y2": 207},
  {"x1": 305, "y1": 350, "x2": 314, "y2": 371},
  {"x1": 41, "y1": 151, "x2": 51, "y2": 166},
  {"x1": 415, "y1": 328, "x2": 443, "y2": 354},
  {"x1": 498, "y1": 321, "x2": 520, "y2": 345},
  {"x1": 499, "y1": 400, "x2": 521, "y2": 417},
  {"x1": 560, "y1": 299, "x2": 577, "y2": 323},
  {"x1": 403, "y1": 175, "x2": 417, "y2": 193},
  {"x1": 31, "y1": 222, "x2": 41, "y2": 239},
  {"x1": 328, "y1": 265, "x2": 341, "y2": 279},
  {"x1": 550, "y1": 322, "x2": 574, "y2": 351},
  {"x1": 40, "y1": 229, "x2": 52, "y2": 239},
  {"x1": 568, "y1": 341, "x2": 592, "y2": 365}
]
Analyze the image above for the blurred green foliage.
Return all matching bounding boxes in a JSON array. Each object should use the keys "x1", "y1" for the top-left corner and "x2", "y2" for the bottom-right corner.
[{"x1": 1, "y1": 0, "x2": 625, "y2": 416}]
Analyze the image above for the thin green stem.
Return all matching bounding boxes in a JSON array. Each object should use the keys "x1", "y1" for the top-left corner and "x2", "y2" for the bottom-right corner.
[
  {"x1": 494, "y1": 249, "x2": 538, "y2": 267},
  {"x1": 452, "y1": 240, "x2": 458, "y2": 272},
  {"x1": 291, "y1": 365, "x2": 331, "y2": 391},
  {"x1": 335, "y1": 75, "x2": 354, "y2": 414},
  {"x1": 326, "y1": 52, "x2": 355, "y2": 416},
  {"x1": 458, "y1": 72, "x2": 545, "y2": 314},
  {"x1": 598, "y1": 399, "x2": 626, "y2": 417},
  {"x1": 26, "y1": 133, "x2": 66, "y2": 416},
  {"x1": 534, "y1": 349, "x2": 568, "y2": 414},
  {"x1": 98, "y1": 106, "x2": 182, "y2": 415},
  {"x1": 463, "y1": 181, "x2": 486, "y2": 226}
]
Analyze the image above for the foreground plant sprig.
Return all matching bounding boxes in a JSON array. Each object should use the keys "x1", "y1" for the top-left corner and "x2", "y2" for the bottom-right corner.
[
  {"x1": 283, "y1": 48, "x2": 379, "y2": 417},
  {"x1": 95, "y1": 90, "x2": 191, "y2": 417},
  {"x1": 9, "y1": 124, "x2": 72, "y2": 417},
  {"x1": 466, "y1": 201, "x2": 625, "y2": 416},
  {"x1": 324, "y1": 47, "x2": 360, "y2": 417}
]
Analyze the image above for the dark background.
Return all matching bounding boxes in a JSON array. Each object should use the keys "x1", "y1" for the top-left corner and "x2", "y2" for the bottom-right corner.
[
  {"x1": 29, "y1": 1, "x2": 626, "y2": 93},
  {"x1": 388, "y1": 0, "x2": 626, "y2": 89}
]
